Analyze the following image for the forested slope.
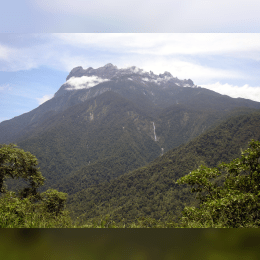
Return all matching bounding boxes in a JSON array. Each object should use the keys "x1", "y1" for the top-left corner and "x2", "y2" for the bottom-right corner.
[
  {"x1": 14, "y1": 91, "x2": 161, "y2": 190},
  {"x1": 51, "y1": 105, "x2": 257, "y2": 196},
  {"x1": 67, "y1": 111, "x2": 260, "y2": 224}
]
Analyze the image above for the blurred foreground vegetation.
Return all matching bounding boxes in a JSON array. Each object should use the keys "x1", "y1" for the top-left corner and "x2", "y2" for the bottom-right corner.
[{"x1": 1, "y1": 229, "x2": 260, "y2": 260}]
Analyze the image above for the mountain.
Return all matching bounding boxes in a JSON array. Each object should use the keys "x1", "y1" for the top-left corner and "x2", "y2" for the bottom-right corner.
[
  {"x1": 1, "y1": 63, "x2": 260, "y2": 202},
  {"x1": 14, "y1": 91, "x2": 161, "y2": 190},
  {"x1": 2, "y1": 63, "x2": 260, "y2": 144},
  {"x1": 0, "y1": 63, "x2": 196, "y2": 144},
  {"x1": 66, "y1": 111, "x2": 260, "y2": 224}
]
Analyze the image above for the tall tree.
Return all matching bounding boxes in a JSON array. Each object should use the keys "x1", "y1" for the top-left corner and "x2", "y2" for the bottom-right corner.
[
  {"x1": 0, "y1": 144, "x2": 45, "y2": 196},
  {"x1": 176, "y1": 139, "x2": 260, "y2": 228},
  {"x1": 0, "y1": 144, "x2": 72, "y2": 227}
]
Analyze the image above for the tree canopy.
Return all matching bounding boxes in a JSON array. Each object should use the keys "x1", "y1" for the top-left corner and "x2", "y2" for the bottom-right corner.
[
  {"x1": 0, "y1": 144, "x2": 45, "y2": 196},
  {"x1": 0, "y1": 144, "x2": 71, "y2": 227},
  {"x1": 176, "y1": 139, "x2": 260, "y2": 227}
]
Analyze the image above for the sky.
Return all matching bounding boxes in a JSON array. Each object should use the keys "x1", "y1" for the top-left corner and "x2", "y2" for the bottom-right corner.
[
  {"x1": 1, "y1": 1, "x2": 260, "y2": 122},
  {"x1": 2, "y1": 0, "x2": 260, "y2": 33},
  {"x1": 1, "y1": 33, "x2": 260, "y2": 122}
]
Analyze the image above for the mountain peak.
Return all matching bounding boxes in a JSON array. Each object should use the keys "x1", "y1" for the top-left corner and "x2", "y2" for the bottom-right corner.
[
  {"x1": 66, "y1": 66, "x2": 85, "y2": 81},
  {"x1": 64, "y1": 63, "x2": 198, "y2": 91},
  {"x1": 103, "y1": 63, "x2": 117, "y2": 69}
]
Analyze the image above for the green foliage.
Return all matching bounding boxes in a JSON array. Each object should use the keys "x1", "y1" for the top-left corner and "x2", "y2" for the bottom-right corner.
[
  {"x1": 10, "y1": 89, "x2": 258, "y2": 198},
  {"x1": 16, "y1": 91, "x2": 161, "y2": 194},
  {"x1": 0, "y1": 144, "x2": 45, "y2": 194},
  {"x1": 0, "y1": 191, "x2": 72, "y2": 228},
  {"x1": 67, "y1": 111, "x2": 260, "y2": 225},
  {"x1": 176, "y1": 139, "x2": 260, "y2": 228},
  {"x1": 77, "y1": 215, "x2": 178, "y2": 228},
  {"x1": 0, "y1": 144, "x2": 72, "y2": 228},
  {"x1": 40, "y1": 189, "x2": 68, "y2": 216}
]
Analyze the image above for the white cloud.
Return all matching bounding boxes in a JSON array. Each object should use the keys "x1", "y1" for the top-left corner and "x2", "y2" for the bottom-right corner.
[
  {"x1": 130, "y1": 58, "x2": 245, "y2": 84},
  {"x1": 53, "y1": 33, "x2": 260, "y2": 58},
  {"x1": 200, "y1": 82, "x2": 260, "y2": 102},
  {"x1": 0, "y1": 84, "x2": 12, "y2": 92},
  {"x1": 0, "y1": 33, "x2": 259, "y2": 86},
  {"x1": 0, "y1": 43, "x2": 47, "y2": 71},
  {"x1": 36, "y1": 94, "x2": 54, "y2": 105},
  {"x1": 65, "y1": 76, "x2": 110, "y2": 90},
  {"x1": 131, "y1": 34, "x2": 260, "y2": 57},
  {"x1": 141, "y1": 76, "x2": 174, "y2": 85},
  {"x1": 0, "y1": 45, "x2": 12, "y2": 60},
  {"x1": 128, "y1": 66, "x2": 143, "y2": 74}
]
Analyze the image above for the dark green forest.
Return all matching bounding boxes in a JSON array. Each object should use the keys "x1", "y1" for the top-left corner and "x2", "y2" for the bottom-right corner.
[
  {"x1": 1, "y1": 110, "x2": 260, "y2": 228},
  {"x1": 66, "y1": 111, "x2": 260, "y2": 226},
  {"x1": 9, "y1": 90, "x2": 259, "y2": 197}
]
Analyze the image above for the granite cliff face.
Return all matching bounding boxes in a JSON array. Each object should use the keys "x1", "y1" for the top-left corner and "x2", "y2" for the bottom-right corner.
[
  {"x1": 65, "y1": 63, "x2": 196, "y2": 87},
  {"x1": 66, "y1": 63, "x2": 119, "y2": 81},
  {"x1": 55, "y1": 63, "x2": 197, "y2": 99}
]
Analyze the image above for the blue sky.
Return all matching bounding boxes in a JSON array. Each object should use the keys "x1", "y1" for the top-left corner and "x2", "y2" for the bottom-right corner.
[
  {"x1": 1, "y1": 1, "x2": 260, "y2": 122},
  {"x1": 1, "y1": 34, "x2": 260, "y2": 122}
]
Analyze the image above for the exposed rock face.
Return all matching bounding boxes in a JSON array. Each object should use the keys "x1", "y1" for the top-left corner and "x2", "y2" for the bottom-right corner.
[
  {"x1": 66, "y1": 66, "x2": 86, "y2": 80},
  {"x1": 66, "y1": 63, "x2": 118, "y2": 81},
  {"x1": 64, "y1": 63, "x2": 197, "y2": 91}
]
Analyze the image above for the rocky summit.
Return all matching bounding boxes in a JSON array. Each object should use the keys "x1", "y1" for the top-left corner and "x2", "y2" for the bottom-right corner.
[{"x1": 64, "y1": 63, "x2": 197, "y2": 89}]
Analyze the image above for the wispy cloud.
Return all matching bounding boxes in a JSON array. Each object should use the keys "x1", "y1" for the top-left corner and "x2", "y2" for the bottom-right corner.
[
  {"x1": 65, "y1": 76, "x2": 110, "y2": 90},
  {"x1": 1, "y1": 33, "x2": 260, "y2": 103},
  {"x1": 1, "y1": 34, "x2": 259, "y2": 68},
  {"x1": 129, "y1": 58, "x2": 246, "y2": 84},
  {"x1": 0, "y1": 42, "x2": 47, "y2": 71},
  {"x1": 0, "y1": 45, "x2": 12, "y2": 60},
  {"x1": 201, "y1": 82, "x2": 260, "y2": 102},
  {"x1": 1, "y1": 34, "x2": 260, "y2": 80},
  {"x1": 53, "y1": 33, "x2": 260, "y2": 58},
  {"x1": 0, "y1": 83, "x2": 12, "y2": 92},
  {"x1": 36, "y1": 94, "x2": 54, "y2": 105}
]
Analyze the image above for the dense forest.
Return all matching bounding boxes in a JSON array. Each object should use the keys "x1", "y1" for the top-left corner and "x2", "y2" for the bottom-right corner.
[
  {"x1": 66, "y1": 111, "x2": 260, "y2": 225},
  {"x1": 1, "y1": 110, "x2": 260, "y2": 228}
]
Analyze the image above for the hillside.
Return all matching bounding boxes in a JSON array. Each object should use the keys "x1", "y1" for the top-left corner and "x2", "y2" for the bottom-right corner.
[
  {"x1": 52, "y1": 105, "x2": 257, "y2": 196},
  {"x1": 66, "y1": 111, "x2": 260, "y2": 224},
  {"x1": 13, "y1": 91, "x2": 161, "y2": 190}
]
